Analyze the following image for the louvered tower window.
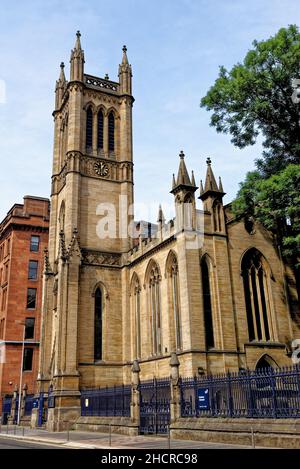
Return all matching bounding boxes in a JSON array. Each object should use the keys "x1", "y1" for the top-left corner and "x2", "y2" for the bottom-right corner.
[
  {"x1": 108, "y1": 112, "x2": 115, "y2": 152},
  {"x1": 86, "y1": 107, "x2": 93, "y2": 151},
  {"x1": 97, "y1": 110, "x2": 104, "y2": 150}
]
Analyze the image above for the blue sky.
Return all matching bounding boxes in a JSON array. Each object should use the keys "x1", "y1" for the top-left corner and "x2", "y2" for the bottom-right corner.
[{"x1": 0, "y1": 0, "x2": 299, "y2": 221}]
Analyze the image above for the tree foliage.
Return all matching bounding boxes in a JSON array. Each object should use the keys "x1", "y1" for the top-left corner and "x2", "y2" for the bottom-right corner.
[
  {"x1": 201, "y1": 25, "x2": 300, "y2": 266},
  {"x1": 201, "y1": 25, "x2": 300, "y2": 176},
  {"x1": 232, "y1": 165, "x2": 300, "y2": 264}
]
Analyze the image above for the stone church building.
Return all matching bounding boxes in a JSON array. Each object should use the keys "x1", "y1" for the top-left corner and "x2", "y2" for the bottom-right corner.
[{"x1": 36, "y1": 32, "x2": 299, "y2": 429}]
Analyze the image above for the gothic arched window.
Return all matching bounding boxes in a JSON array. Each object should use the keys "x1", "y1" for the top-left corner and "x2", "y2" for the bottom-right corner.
[
  {"x1": 213, "y1": 201, "x2": 222, "y2": 232},
  {"x1": 86, "y1": 107, "x2": 93, "y2": 151},
  {"x1": 94, "y1": 288, "x2": 103, "y2": 360},
  {"x1": 170, "y1": 255, "x2": 182, "y2": 350},
  {"x1": 242, "y1": 249, "x2": 274, "y2": 342},
  {"x1": 97, "y1": 109, "x2": 104, "y2": 150},
  {"x1": 201, "y1": 258, "x2": 215, "y2": 349},
  {"x1": 148, "y1": 262, "x2": 162, "y2": 356},
  {"x1": 132, "y1": 275, "x2": 141, "y2": 359},
  {"x1": 108, "y1": 112, "x2": 115, "y2": 152}
]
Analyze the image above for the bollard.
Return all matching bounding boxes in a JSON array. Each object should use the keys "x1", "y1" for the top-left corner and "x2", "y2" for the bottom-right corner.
[
  {"x1": 109, "y1": 425, "x2": 112, "y2": 448},
  {"x1": 22, "y1": 426, "x2": 25, "y2": 437},
  {"x1": 14, "y1": 424, "x2": 16, "y2": 435},
  {"x1": 167, "y1": 426, "x2": 171, "y2": 449},
  {"x1": 6, "y1": 424, "x2": 8, "y2": 434},
  {"x1": 251, "y1": 426, "x2": 256, "y2": 449}
]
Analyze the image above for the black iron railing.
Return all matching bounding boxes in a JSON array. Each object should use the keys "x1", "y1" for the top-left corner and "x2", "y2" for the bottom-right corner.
[
  {"x1": 180, "y1": 365, "x2": 300, "y2": 419},
  {"x1": 139, "y1": 378, "x2": 171, "y2": 434},
  {"x1": 80, "y1": 385, "x2": 131, "y2": 417}
]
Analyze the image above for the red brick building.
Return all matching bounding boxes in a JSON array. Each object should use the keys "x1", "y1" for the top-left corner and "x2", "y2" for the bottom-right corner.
[{"x1": 0, "y1": 196, "x2": 49, "y2": 417}]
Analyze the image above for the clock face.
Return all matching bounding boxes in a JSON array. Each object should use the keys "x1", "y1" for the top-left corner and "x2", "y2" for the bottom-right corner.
[{"x1": 94, "y1": 161, "x2": 109, "y2": 178}]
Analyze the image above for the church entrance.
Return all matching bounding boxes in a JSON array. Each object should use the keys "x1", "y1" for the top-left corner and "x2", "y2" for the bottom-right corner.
[{"x1": 139, "y1": 378, "x2": 170, "y2": 435}]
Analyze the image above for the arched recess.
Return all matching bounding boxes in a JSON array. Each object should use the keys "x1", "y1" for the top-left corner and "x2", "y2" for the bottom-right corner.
[
  {"x1": 57, "y1": 200, "x2": 66, "y2": 257},
  {"x1": 212, "y1": 200, "x2": 223, "y2": 232},
  {"x1": 200, "y1": 254, "x2": 215, "y2": 350},
  {"x1": 165, "y1": 251, "x2": 182, "y2": 351},
  {"x1": 58, "y1": 201, "x2": 65, "y2": 232},
  {"x1": 60, "y1": 113, "x2": 68, "y2": 167},
  {"x1": 175, "y1": 195, "x2": 183, "y2": 230},
  {"x1": 183, "y1": 194, "x2": 194, "y2": 230},
  {"x1": 145, "y1": 259, "x2": 162, "y2": 356},
  {"x1": 241, "y1": 248, "x2": 276, "y2": 343},
  {"x1": 91, "y1": 281, "x2": 109, "y2": 361},
  {"x1": 130, "y1": 273, "x2": 141, "y2": 359},
  {"x1": 255, "y1": 354, "x2": 279, "y2": 370}
]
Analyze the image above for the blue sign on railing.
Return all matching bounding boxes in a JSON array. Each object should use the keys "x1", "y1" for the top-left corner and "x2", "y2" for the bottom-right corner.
[{"x1": 197, "y1": 388, "x2": 210, "y2": 410}]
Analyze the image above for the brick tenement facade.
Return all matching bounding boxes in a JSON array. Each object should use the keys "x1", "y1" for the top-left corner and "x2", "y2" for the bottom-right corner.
[{"x1": 0, "y1": 196, "x2": 49, "y2": 416}]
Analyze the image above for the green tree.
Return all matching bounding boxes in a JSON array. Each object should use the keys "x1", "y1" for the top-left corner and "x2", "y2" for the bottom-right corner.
[
  {"x1": 201, "y1": 25, "x2": 300, "y2": 176},
  {"x1": 232, "y1": 165, "x2": 300, "y2": 265}
]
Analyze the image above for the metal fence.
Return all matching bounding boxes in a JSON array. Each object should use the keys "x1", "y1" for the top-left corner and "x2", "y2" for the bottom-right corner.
[
  {"x1": 180, "y1": 365, "x2": 300, "y2": 419},
  {"x1": 139, "y1": 378, "x2": 171, "y2": 434},
  {"x1": 81, "y1": 385, "x2": 131, "y2": 417}
]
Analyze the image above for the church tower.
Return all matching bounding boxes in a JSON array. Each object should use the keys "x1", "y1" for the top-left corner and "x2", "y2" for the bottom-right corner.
[{"x1": 37, "y1": 32, "x2": 134, "y2": 430}]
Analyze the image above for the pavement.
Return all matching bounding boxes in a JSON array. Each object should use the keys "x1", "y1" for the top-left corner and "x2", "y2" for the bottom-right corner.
[
  {"x1": 0, "y1": 437, "x2": 66, "y2": 449},
  {"x1": 0, "y1": 426, "x2": 253, "y2": 449}
]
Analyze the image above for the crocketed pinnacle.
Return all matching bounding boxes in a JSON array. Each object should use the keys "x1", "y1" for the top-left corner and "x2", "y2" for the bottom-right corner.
[
  {"x1": 157, "y1": 204, "x2": 165, "y2": 224},
  {"x1": 171, "y1": 151, "x2": 197, "y2": 194},
  {"x1": 199, "y1": 157, "x2": 226, "y2": 200}
]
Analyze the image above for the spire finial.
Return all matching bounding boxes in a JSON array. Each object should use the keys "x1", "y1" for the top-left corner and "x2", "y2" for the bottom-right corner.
[
  {"x1": 206, "y1": 157, "x2": 212, "y2": 166},
  {"x1": 104, "y1": 73, "x2": 109, "y2": 80},
  {"x1": 121, "y1": 45, "x2": 129, "y2": 65},
  {"x1": 58, "y1": 61, "x2": 66, "y2": 84},
  {"x1": 74, "y1": 30, "x2": 82, "y2": 50},
  {"x1": 179, "y1": 150, "x2": 185, "y2": 160}
]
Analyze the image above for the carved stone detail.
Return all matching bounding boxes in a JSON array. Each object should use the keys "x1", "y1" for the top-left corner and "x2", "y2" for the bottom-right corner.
[
  {"x1": 52, "y1": 152, "x2": 133, "y2": 194},
  {"x1": 82, "y1": 249, "x2": 121, "y2": 267}
]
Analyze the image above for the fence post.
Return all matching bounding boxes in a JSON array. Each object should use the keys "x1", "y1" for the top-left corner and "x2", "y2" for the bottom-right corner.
[
  {"x1": 227, "y1": 371, "x2": 234, "y2": 417},
  {"x1": 20, "y1": 384, "x2": 27, "y2": 421},
  {"x1": 131, "y1": 360, "x2": 141, "y2": 429},
  {"x1": 269, "y1": 367, "x2": 277, "y2": 418},
  {"x1": 105, "y1": 386, "x2": 108, "y2": 417},
  {"x1": 193, "y1": 376, "x2": 198, "y2": 417},
  {"x1": 10, "y1": 385, "x2": 18, "y2": 424},
  {"x1": 169, "y1": 352, "x2": 180, "y2": 424},
  {"x1": 247, "y1": 370, "x2": 254, "y2": 418},
  {"x1": 114, "y1": 385, "x2": 116, "y2": 417}
]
